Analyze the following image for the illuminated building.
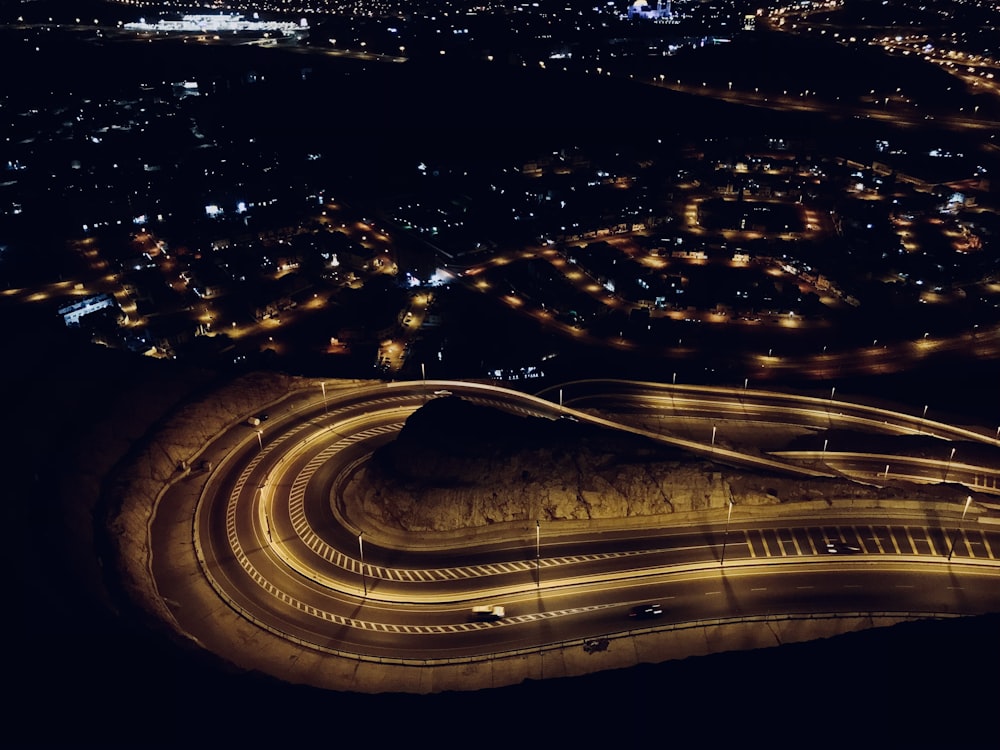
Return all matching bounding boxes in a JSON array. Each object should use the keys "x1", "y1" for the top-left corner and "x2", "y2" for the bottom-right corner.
[
  {"x1": 124, "y1": 13, "x2": 308, "y2": 37},
  {"x1": 626, "y1": 0, "x2": 673, "y2": 21}
]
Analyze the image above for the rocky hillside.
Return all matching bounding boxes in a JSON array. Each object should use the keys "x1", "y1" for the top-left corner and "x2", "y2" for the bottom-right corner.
[{"x1": 351, "y1": 396, "x2": 974, "y2": 532}]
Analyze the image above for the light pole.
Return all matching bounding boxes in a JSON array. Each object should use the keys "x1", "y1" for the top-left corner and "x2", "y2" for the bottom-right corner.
[
  {"x1": 320, "y1": 381, "x2": 327, "y2": 413},
  {"x1": 945, "y1": 446, "x2": 956, "y2": 481},
  {"x1": 255, "y1": 429, "x2": 263, "y2": 451},
  {"x1": 947, "y1": 496, "x2": 973, "y2": 561},
  {"x1": 535, "y1": 520, "x2": 540, "y2": 587},
  {"x1": 358, "y1": 532, "x2": 367, "y2": 595},
  {"x1": 720, "y1": 499, "x2": 734, "y2": 567}
]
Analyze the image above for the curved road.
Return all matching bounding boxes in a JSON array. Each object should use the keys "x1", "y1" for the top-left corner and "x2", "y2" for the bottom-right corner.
[{"x1": 150, "y1": 379, "x2": 1000, "y2": 688}]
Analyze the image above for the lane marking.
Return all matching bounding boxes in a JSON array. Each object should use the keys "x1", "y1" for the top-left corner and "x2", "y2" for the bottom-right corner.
[
  {"x1": 850, "y1": 525, "x2": 867, "y2": 553},
  {"x1": 981, "y1": 530, "x2": 996, "y2": 560},
  {"x1": 775, "y1": 529, "x2": 791, "y2": 558},
  {"x1": 923, "y1": 527, "x2": 940, "y2": 557},
  {"x1": 805, "y1": 528, "x2": 820, "y2": 555},
  {"x1": 868, "y1": 525, "x2": 886, "y2": 554},
  {"x1": 790, "y1": 529, "x2": 804, "y2": 557},
  {"x1": 887, "y1": 526, "x2": 902, "y2": 554},
  {"x1": 759, "y1": 529, "x2": 773, "y2": 558},
  {"x1": 903, "y1": 527, "x2": 919, "y2": 554}
]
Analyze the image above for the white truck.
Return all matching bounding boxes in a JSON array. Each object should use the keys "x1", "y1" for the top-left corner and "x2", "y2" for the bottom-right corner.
[{"x1": 470, "y1": 605, "x2": 505, "y2": 621}]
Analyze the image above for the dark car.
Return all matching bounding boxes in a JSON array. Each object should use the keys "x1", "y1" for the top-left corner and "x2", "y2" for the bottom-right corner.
[
  {"x1": 628, "y1": 603, "x2": 664, "y2": 619},
  {"x1": 257, "y1": 413, "x2": 269, "y2": 422}
]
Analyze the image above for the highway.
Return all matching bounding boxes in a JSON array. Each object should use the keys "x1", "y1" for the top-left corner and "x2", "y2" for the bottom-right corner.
[
  {"x1": 547, "y1": 378, "x2": 1000, "y2": 490},
  {"x1": 152, "y1": 378, "x2": 1000, "y2": 673}
]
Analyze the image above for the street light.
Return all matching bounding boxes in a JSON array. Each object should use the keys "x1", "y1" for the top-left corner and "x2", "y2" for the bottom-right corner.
[
  {"x1": 358, "y1": 532, "x2": 367, "y2": 595},
  {"x1": 947, "y1": 496, "x2": 973, "y2": 561},
  {"x1": 945, "y1": 447, "x2": 956, "y2": 481},
  {"x1": 320, "y1": 381, "x2": 327, "y2": 413},
  {"x1": 255, "y1": 429, "x2": 263, "y2": 451},
  {"x1": 535, "y1": 520, "x2": 540, "y2": 587},
  {"x1": 720, "y1": 499, "x2": 734, "y2": 567}
]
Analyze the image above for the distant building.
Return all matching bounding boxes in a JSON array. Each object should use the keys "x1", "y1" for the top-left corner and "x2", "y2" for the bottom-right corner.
[
  {"x1": 124, "y1": 14, "x2": 308, "y2": 38},
  {"x1": 627, "y1": 0, "x2": 673, "y2": 21},
  {"x1": 58, "y1": 294, "x2": 116, "y2": 327}
]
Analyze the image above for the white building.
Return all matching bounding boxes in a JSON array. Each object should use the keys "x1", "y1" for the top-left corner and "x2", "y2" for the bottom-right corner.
[
  {"x1": 124, "y1": 14, "x2": 308, "y2": 37},
  {"x1": 627, "y1": 0, "x2": 673, "y2": 21},
  {"x1": 58, "y1": 294, "x2": 117, "y2": 327}
]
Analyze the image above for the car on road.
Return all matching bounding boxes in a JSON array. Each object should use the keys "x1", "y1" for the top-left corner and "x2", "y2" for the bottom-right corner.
[
  {"x1": 628, "y1": 603, "x2": 664, "y2": 619},
  {"x1": 470, "y1": 605, "x2": 505, "y2": 621},
  {"x1": 824, "y1": 540, "x2": 861, "y2": 554}
]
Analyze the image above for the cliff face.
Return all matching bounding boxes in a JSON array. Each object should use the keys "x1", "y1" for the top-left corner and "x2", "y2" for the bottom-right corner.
[{"x1": 349, "y1": 396, "x2": 951, "y2": 532}]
